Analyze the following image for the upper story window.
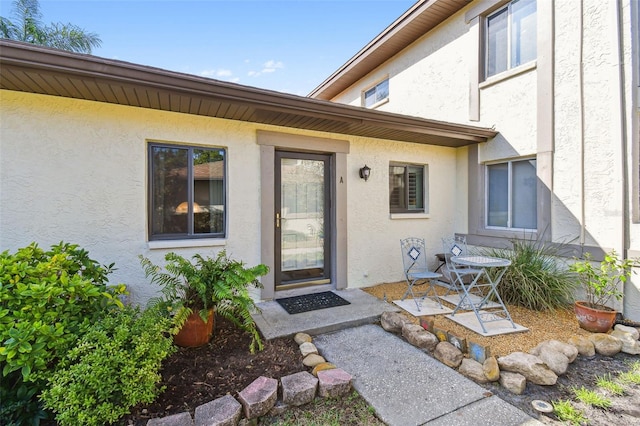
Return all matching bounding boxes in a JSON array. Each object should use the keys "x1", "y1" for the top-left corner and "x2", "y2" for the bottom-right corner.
[
  {"x1": 363, "y1": 78, "x2": 389, "y2": 108},
  {"x1": 485, "y1": 0, "x2": 537, "y2": 78},
  {"x1": 149, "y1": 143, "x2": 226, "y2": 240},
  {"x1": 389, "y1": 163, "x2": 428, "y2": 213},
  {"x1": 486, "y1": 158, "x2": 537, "y2": 230}
]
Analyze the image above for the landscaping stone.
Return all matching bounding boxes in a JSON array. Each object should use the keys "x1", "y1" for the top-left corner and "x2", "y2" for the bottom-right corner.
[
  {"x1": 294, "y1": 332, "x2": 313, "y2": 345},
  {"x1": 531, "y1": 345, "x2": 569, "y2": 375},
  {"x1": 281, "y1": 371, "x2": 318, "y2": 406},
  {"x1": 468, "y1": 341, "x2": 491, "y2": 364},
  {"x1": 497, "y1": 352, "x2": 558, "y2": 385},
  {"x1": 317, "y1": 368, "x2": 353, "y2": 397},
  {"x1": 530, "y1": 339, "x2": 578, "y2": 363},
  {"x1": 311, "y1": 362, "x2": 337, "y2": 376},
  {"x1": 302, "y1": 353, "x2": 326, "y2": 367},
  {"x1": 447, "y1": 333, "x2": 467, "y2": 353},
  {"x1": 147, "y1": 412, "x2": 193, "y2": 426},
  {"x1": 194, "y1": 395, "x2": 241, "y2": 426},
  {"x1": 614, "y1": 324, "x2": 639, "y2": 340},
  {"x1": 433, "y1": 341, "x2": 463, "y2": 368},
  {"x1": 589, "y1": 333, "x2": 623, "y2": 356},
  {"x1": 402, "y1": 323, "x2": 438, "y2": 351},
  {"x1": 381, "y1": 311, "x2": 409, "y2": 333},
  {"x1": 433, "y1": 327, "x2": 449, "y2": 342},
  {"x1": 237, "y1": 376, "x2": 278, "y2": 419},
  {"x1": 483, "y1": 356, "x2": 500, "y2": 382},
  {"x1": 499, "y1": 371, "x2": 527, "y2": 395},
  {"x1": 299, "y1": 342, "x2": 319, "y2": 357},
  {"x1": 458, "y1": 358, "x2": 489, "y2": 383},
  {"x1": 567, "y1": 335, "x2": 596, "y2": 357},
  {"x1": 610, "y1": 330, "x2": 640, "y2": 355},
  {"x1": 419, "y1": 317, "x2": 434, "y2": 333}
]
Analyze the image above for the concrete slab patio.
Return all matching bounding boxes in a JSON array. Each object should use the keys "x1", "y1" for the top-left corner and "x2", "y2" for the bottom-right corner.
[{"x1": 252, "y1": 288, "x2": 399, "y2": 339}]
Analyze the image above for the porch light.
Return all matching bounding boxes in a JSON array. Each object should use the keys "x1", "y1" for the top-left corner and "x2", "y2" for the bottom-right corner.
[{"x1": 359, "y1": 165, "x2": 371, "y2": 181}]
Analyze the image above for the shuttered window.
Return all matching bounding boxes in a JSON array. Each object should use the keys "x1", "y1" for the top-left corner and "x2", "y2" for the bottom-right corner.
[{"x1": 389, "y1": 164, "x2": 427, "y2": 213}]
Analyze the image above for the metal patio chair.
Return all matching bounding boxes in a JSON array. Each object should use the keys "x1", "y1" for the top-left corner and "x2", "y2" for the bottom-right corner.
[
  {"x1": 441, "y1": 235, "x2": 484, "y2": 301},
  {"x1": 400, "y1": 237, "x2": 443, "y2": 311}
]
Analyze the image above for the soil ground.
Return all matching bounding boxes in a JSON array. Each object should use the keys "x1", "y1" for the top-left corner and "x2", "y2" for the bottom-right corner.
[{"x1": 124, "y1": 282, "x2": 640, "y2": 425}]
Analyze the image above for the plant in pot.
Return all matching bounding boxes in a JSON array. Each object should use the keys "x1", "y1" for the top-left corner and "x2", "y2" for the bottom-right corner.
[
  {"x1": 569, "y1": 250, "x2": 638, "y2": 333},
  {"x1": 139, "y1": 250, "x2": 268, "y2": 352}
]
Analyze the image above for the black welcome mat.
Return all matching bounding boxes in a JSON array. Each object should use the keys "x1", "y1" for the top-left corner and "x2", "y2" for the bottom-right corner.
[{"x1": 276, "y1": 291, "x2": 351, "y2": 315}]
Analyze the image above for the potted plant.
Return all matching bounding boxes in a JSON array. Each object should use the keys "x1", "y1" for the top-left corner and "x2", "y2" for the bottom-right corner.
[
  {"x1": 569, "y1": 250, "x2": 638, "y2": 333},
  {"x1": 139, "y1": 250, "x2": 268, "y2": 352}
]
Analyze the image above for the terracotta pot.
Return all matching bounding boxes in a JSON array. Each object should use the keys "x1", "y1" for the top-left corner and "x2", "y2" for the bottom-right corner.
[
  {"x1": 174, "y1": 309, "x2": 215, "y2": 347},
  {"x1": 574, "y1": 301, "x2": 617, "y2": 333}
]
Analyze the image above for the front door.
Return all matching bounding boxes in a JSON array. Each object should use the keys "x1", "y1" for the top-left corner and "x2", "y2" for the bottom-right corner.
[{"x1": 275, "y1": 151, "x2": 331, "y2": 288}]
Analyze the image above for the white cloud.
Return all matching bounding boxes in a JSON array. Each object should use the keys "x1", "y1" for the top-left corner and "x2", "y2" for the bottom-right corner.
[
  {"x1": 200, "y1": 68, "x2": 234, "y2": 78},
  {"x1": 248, "y1": 60, "x2": 285, "y2": 78}
]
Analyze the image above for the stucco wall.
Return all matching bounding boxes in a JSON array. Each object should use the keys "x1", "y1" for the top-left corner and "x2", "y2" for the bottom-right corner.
[
  {"x1": 0, "y1": 90, "x2": 463, "y2": 302},
  {"x1": 345, "y1": 137, "x2": 458, "y2": 288},
  {"x1": 0, "y1": 91, "x2": 264, "y2": 303},
  {"x1": 328, "y1": 0, "x2": 640, "y2": 319}
]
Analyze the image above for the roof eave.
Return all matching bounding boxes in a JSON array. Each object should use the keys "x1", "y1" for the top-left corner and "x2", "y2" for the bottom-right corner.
[{"x1": 0, "y1": 39, "x2": 496, "y2": 147}]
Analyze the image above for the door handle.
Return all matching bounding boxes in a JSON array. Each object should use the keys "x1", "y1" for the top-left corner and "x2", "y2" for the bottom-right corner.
[{"x1": 276, "y1": 213, "x2": 280, "y2": 228}]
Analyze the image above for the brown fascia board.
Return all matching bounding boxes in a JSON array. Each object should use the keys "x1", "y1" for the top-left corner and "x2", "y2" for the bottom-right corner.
[{"x1": 0, "y1": 40, "x2": 496, "y2": 143}]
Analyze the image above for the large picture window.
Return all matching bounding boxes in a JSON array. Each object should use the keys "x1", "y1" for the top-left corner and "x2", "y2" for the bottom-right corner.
[
  {"x1": 149, "y1": 143, "x2": 226, "y2": 240},
  {"x1": 389, "y1": 163, "x2": 427, "y2": 213},
  {"x1": 485, "y1": 0, "x2": 536, "y2": 78},
  {"x1": 486, "y1": 158, "x2": 537, "y2": 230}
]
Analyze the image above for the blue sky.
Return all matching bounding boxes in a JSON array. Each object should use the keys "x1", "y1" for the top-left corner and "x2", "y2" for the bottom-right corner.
[{"x1": 0, "y1": 0, "x2": 416, "y2": 95}]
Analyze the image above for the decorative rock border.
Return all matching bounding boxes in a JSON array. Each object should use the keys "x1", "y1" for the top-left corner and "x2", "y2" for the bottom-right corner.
[
  {"x1": 146, "y1": 332, "x2": 353, "y2": 426},
  {"x1": 381, "y1": 311, "x2": 640, "y2": 396}
]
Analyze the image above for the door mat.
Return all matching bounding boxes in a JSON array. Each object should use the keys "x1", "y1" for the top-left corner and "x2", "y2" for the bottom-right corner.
[{"x1": 276, "y1": 291, "x2": 351, "y2": 315}]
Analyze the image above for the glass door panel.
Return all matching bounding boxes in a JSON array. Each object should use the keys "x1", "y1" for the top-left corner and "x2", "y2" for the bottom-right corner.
[{"x1": 275, "y1": 152, "x2": 331, "y2": 287}]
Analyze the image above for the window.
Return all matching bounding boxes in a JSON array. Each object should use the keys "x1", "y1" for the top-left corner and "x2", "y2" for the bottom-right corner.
[
  {"x1": 363, "y1": 78, "x2": 389, "y2": 107},
  {"x1": 485, "y1": 0, "x2": 536, "y2": 78},
  {"x1": 149, "y1": 143, "x2": 226, "y2": 240},
  {"x1": 486, "y1": 158, "x2": 536, "y2": 230},
  {"x1": 389, "y1": 164, "x2": 427, "y2": 213}
]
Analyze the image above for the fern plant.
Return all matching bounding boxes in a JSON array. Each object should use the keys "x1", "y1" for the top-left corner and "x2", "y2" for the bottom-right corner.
[{"x1": 139, "y1": 251, "x2": 268, "y2": 352}]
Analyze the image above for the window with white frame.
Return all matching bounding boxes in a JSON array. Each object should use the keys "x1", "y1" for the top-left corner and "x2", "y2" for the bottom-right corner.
[
  {"x1": 485, "y1": 0, "x2": 537, "y2": 78},
  {"x1": 389, "y1": 163, "x2": 428, "y2": 213},
  {"x1": 486, "y1": 158, "x2": 537, "y2": 230},
  {"x1": 363, "y1": 78, "x2": 389, "y2": 107},
  {"x1": 148, "y1": 143, "x2": 226, "y2": 240}
]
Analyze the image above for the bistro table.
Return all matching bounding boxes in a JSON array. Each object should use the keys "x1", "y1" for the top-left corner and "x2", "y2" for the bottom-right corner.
[{"x1": 450, "y1": 255, "x2": 516, "y2": 333}]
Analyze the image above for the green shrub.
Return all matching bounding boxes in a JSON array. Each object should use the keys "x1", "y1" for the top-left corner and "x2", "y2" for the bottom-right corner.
[
  {"x1": 0, "y1": 242, "x2": 125, "y2": 424},
  {"x1": 479, "y1": 237, "x2": 577, "y2": 311},
  {"x1": 41, "y1": 306, "x2": 175, "y2": 426}
]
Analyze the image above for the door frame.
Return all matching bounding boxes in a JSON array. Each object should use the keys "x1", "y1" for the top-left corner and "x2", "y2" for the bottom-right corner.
[
  {"x1": 257, "y1": 131, "x2": 349, "y2": 300},
  {"x1": 274, "y1": 151, "x2": 332, "y2": 288}
]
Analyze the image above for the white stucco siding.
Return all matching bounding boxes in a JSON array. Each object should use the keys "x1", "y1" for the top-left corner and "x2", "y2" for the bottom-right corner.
[
  {"x1": 552, "y1": 0, "x2": 628, "y2": 250},
  {"x1": 477, "y1": 71, "x2": 538, "y2": 163},
  {"x1": 0, "y1": 90, "x2": 264, "y2": 304},
  {"x1": 345, "y1": 137, "x2": 458, "y2": 288},
  {"x1": 331, "y1": 9, "x2": 474, "y2": 125}
]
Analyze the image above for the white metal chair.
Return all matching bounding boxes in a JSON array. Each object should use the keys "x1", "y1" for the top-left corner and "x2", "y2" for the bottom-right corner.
[
  {"x1": 400, "y1": 237, "x2": 443, "y2": 311},
  {"x1": 441, "y1": 235, "x2": 483, "y2": 298}
]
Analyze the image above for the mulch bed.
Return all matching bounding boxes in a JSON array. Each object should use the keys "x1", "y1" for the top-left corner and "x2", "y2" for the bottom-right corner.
[
  {"x1": 123, "y1": 316, "x2": 304, "y2": 425},
  {"x1": 122, "y1": 282, "x2": 640, "y2": 425}
]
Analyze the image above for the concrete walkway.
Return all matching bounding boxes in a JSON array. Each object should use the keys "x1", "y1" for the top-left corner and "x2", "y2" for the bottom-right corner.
[
  {"x1": 253, "y1": 289, "x2": 542, "y2": 426},
  {"x1": 314, "y1": 324, "x2": 541, "y2": 426}
]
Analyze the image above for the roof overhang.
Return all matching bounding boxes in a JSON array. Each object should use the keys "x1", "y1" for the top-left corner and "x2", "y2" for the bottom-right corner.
[
  {"x1": 0, "y1": 39, "x2": 495, "y2": 147},
  {"x1": 309, "y1": 0, "x2": 471, "y2": 100}
]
